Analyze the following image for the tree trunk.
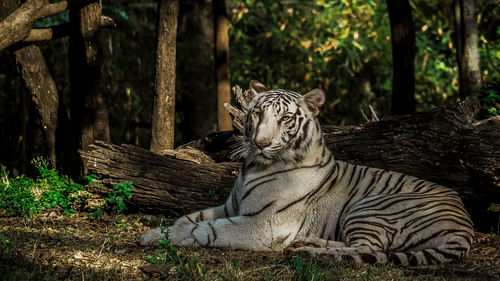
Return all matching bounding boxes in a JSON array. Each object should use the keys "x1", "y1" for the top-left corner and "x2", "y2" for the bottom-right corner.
[
  {"x1": 150, "y1": 0, "x2": 179, "y2": 153},
  {"x1": 213, "y1": 0, "x2": 232, "y2": 131},
  {"x1": 14, "y1": 45, "x2": 59, "y2": 168},
  {"x1": 177, "y1": 0, "x2": 217, "y2": 143},
  {"x1": 81, "y1": 98, "x2": 500, "y2": 229},
  {"x1": 2, "y1": 0, "x2": 61, "y2": 169},
  {"x1": 69, "y1": 1, "x2": 110, "y2": 175},
  {"x1": 387, "y1": 0, "x2": 416, "y2": 115},
  {"x1": 454, "y1": 0, "x2": 482, "y2": 99}
]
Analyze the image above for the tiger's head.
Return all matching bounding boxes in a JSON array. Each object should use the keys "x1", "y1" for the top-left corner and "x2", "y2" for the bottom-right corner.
[{"x1": 233, "y1": 80, "x2": 325, "y2": 166}]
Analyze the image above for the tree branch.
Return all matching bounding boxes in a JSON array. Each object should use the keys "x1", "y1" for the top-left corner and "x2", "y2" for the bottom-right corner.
[
  {"x1": 0, "y1": 0, "x2": 70, "y2": 50},
  {"x1": 36, "y1": 1, "x2": 68, "y2": 20},
  {"x1": 0, "y1": 0, "x2": 102, "y2": 50},
  {"x1": 23, "y1": 15, "x2": 116, "y2": 42}
]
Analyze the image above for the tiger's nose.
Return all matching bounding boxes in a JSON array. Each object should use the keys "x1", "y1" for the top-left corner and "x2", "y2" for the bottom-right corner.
[{"x1": 255, "y1": 139, "x2": 271, "y2": 149}]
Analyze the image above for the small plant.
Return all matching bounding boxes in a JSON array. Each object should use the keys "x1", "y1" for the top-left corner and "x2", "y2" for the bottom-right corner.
[
  {"x1": 146, "y1": 225, "x2": 180, "y2": 265},
  {"x1": 364, "y1": 267, "x2": 374, "y2": 281},
  {"x1": 87, "y1": 206, "x2": 104, "y2": 220},
  {"x1": 0, "y1": 230, "x2": 16, "y2": 258},
  {"x1": 84, "y1": 179, "x2": 135, "y2": 220},
  {"x1": 291, "y1": 255, "x2": 325, "y2": 281},
  {"x1": 106, "y1": 181, "x2": 134, "y2": 213},
  {"x1": 144, "y1": 224, "x2": 207, "y2": 278}
]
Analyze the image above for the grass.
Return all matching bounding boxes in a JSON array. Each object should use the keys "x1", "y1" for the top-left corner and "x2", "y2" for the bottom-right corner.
[
  {"x1": 0, "y1": 160, "x2": 499, "y2": 280},
  {"x1": 0, "y1": 213, "x2": 499, "y2": 281}
]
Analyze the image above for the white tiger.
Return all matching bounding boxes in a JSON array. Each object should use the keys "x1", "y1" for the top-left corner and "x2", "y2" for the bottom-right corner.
[{"x1": 140, "y1": 81, "x2": 474, "y2": 266}]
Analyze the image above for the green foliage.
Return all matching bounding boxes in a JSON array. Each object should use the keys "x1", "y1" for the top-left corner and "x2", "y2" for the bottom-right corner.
[
  {"x1": 0, "y1": 158, "x2": 87, "y2": 216},
  {"x1": 364, "y1": 267, "x2": 374, "y2": 281},
  {"x1": 290, "y1": 255, "x2": 325, "y2": 281},
  {"x1": 32, "y1": 157, "x2": 88, "y2": 215},
  {"x1": 106, "y1": 181, "x2": 134, "y2": 213},
  {"x1": 229, "y1": 0, "x2": 392, "y2": 124},
  {"x1": 85, "y1": 178, "x2": 135, "y2": 220},
  {"x1": 0, "y1": 229, "x2": 16, "y2": 259},
  {"x1": 146, "y1": 225, "x2": 181, "y2": 265},
  {"x1": 145, "y1": 225, "x2": 207, "y2": 279},
  {"x1": 479, "y1": 86, "x2": 500, "y2": 119},
  {"x1": 229, "y1": 0, "x2": 500, "y2": 123},
  {"x1": 0, "y1": 158, "x2": 134, "y2": 219},
  {"x1": 87, "y1": 206, "x2": 105, "y2": 221},
  {"x1": 0, "y1": 166, "x2": 40, "y2": 216}
]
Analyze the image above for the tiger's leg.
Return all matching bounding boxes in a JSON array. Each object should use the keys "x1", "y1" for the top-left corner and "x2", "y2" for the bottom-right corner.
[
  {"x1": 140, "y1": 205, "x2": 229, "y2": 245},
  {"x1": 141, "y1": 195, "x2": 238, "y2": 244},
  {"x1": 173, "y1": 204, "x2": 227, "y2": 226},
  {"x1": 174, "y1": 193, "x2": 237, "y2": 226},
  {"x1": 285, "y1": 237, "x2": 346, "y2": 249},
  {"x1": 140, "y1": 215, "x2": 294, "y2": 251}
]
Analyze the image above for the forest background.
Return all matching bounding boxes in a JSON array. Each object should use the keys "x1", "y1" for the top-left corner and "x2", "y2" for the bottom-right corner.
[{"x1": 0, "y1": 0, "x2": 499, "y2": 176}]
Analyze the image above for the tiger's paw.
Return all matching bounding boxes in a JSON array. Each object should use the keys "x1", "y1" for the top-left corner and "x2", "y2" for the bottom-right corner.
[
  {"x1": 285, "y1": 238, "x2": 345, "y2": 251},
  {"x1": 285, "y1": 245, "x2": 329, "y2": 257},
  {"x1": 139, "y1": 228, "x2": 165, "y2": 246},
  {"x1": 173, "y1": 215, "x2": 193, "y2": 226}
]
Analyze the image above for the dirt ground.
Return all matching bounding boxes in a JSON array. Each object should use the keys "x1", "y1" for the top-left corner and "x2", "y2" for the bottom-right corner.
[{"x1": 0, "y1": 212, "x2": 499, "y2": 281}]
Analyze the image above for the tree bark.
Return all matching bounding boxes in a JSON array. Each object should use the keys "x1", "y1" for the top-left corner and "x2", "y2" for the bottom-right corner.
[
  {"x1": 69, "y1": 1, "x2": 110, "y2": 175},
  {"x1": 81, "y1": 98, "x2": 500, "y2": 229},
  {"x1": 14, "y1": 45, "x2": 59, "y2": 168},
  {"x1": 0, "y1": 0, "x2": 68, "y2": 51},
  {"x1": 213, "y1": 0, "x2": 232, "y2": 131},
  {"x1": 454, "y1": 0, "x2": 482, "y2": 99},
  {"x1": 23, "y1": 16, "x2": 115, "y2": 43},
  {"x1": 1, "y1": 0, "x2": 60, "y2": 169},
  {"x1": 150, "y1": 0, "x2": 179, "y2": 153},
  {"x1": 387, "y1": 0, "x2": 416, "y2": 115},
  {"x1": 177, "y1": 0, "x2": 217, "y2": 143}
]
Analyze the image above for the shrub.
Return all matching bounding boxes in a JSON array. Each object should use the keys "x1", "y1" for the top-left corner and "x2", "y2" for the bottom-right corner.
[{"x1": 0, "y1": 157, "x2": 88, "y2": 216}]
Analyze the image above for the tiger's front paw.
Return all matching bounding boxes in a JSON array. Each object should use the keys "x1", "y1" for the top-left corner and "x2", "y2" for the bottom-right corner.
[
  {"x1": 173, "y1": 215, "x2": 193, "y2": 226},
  {"x1": 285, "y1": 238, "x2": 345, "y2": 253},
  {"x1": 285, "y1": 238, "x2": 328, "y2": 251},
  {"x1": 139, "y1": 228, "x2": 165, "y2": 246},
  {"x1": 139, "y1": 225, "x2": 199, "y2": 247}
]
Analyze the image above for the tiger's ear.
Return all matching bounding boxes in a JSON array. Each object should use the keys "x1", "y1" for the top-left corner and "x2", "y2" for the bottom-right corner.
[
  {"x1": 302, "y1": 89, "x2": 325, "y2": 117},
  {"x1": 250, "y1": 80, "x2": 268, "y2": 94}
]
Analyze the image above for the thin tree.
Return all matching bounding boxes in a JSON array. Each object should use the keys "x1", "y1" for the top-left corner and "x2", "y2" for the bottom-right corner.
[
  {"x1": 213, "y1": 0, "x2": 232, "y2": 131},
  {"x1": 453, "y1": 0, "x2": 481, "y2": 98},
  {"x1": 150, "y1": 0, "x2": 179, "y2": 153},
  {"x1": 387, "y1": 0, "x2": 416, "y2": 115},
  {"x1": 15, "y1": 46, "x2": 59, "y2": 168},
  {"x1": 69, "y1": 1, "x2": 111, "y2": 175}
]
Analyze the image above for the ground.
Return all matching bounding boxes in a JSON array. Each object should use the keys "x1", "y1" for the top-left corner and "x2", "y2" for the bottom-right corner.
[{"x1": 0, "y1": 213, "x2": 499, "y2": 281}]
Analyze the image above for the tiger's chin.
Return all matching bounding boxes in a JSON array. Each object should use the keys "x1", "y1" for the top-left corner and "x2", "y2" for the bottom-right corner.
[{"x1": 250, "y1": 150, "x2": 299, "y2": 166}]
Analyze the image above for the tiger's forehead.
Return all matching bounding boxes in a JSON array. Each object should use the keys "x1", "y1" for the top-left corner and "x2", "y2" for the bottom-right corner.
[{"x1": 256, "y1": 90, "x2": 302, "y2": 114}]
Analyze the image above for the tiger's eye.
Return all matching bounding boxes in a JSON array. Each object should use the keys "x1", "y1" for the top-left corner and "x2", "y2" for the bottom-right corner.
[{"x1": 280, "y1": 115, "x2": 292, "y2": 123}]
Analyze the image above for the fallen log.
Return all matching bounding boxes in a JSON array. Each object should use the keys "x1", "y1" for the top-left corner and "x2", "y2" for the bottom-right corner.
[{"x1": 80, "y1": 97, "x2": 500, "y2": 229}]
